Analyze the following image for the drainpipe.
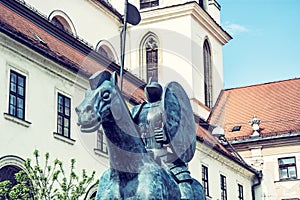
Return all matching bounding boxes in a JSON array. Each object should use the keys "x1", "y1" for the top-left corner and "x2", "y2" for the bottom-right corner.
[{"x1": 252, "y1": 170, "x2": 262, "y2": 200}]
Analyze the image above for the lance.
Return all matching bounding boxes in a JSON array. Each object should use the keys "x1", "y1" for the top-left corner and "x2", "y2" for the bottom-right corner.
[{"x1": 120, "y1": 0, "x2": 141, "y2": 91}]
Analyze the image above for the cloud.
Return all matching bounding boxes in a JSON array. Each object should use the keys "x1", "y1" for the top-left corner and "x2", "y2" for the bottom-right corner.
[{"x1": 223, "y1": 22, "x2": 249, "y2": 35}]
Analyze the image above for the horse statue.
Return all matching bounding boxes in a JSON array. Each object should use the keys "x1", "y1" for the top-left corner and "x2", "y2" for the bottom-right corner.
[{"x1": 76, "y1": 70, "x2": 205, "y2": 199}]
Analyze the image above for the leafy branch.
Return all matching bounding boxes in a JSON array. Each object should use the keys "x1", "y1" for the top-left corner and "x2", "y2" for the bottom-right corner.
[{"x1": 0, "y1": 150, "x2": 97, "y2": 200}]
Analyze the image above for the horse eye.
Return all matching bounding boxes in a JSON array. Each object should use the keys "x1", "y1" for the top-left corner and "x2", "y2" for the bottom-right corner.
[{"x1": 102, "y1": 91, "x2": 111, "y2": 101}]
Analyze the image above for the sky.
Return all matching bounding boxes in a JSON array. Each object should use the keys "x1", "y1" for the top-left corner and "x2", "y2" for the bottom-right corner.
[{"x1": 218, "y1": 0, "x2": 300, "y2": 89}]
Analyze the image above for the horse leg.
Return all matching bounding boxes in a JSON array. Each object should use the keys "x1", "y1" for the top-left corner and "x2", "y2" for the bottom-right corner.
[
  {"x1": 96, "y1": 169, "x2": 121, "y2": 200},
  {"x1": 135, "y1": 164, "x2": 181, "y2": 200}
]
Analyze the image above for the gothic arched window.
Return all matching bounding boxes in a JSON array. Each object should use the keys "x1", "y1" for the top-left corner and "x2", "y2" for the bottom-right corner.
[
  {"x1": 140, "y1": 33, "x2": 159, "y2": 82},
  {"x1": 203, "y1": 39, "x2": 212, "y2": 108}
]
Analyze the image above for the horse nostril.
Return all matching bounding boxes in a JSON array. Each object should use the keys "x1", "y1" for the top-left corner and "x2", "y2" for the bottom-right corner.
[{"x1": 86, "y1": 105, "x2": 93, "y2": 112}]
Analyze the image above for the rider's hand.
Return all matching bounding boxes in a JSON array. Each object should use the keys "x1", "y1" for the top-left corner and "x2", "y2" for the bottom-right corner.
[{"x1": 154, "y1": 129, "x2": 167, "y2": 143}]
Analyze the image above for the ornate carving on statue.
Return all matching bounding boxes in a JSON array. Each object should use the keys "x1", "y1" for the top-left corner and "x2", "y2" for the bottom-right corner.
[{"x1": 76, "y1": 70, "x2": 205, "y2": 199}]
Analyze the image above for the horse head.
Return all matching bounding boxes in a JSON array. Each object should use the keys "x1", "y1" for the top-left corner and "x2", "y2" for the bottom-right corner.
[{"x1": 76, "y1": 70, "x2": 117, "y2": 133}]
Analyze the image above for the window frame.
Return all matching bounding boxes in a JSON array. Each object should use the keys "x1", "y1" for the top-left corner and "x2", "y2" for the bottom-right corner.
[
  {"x1": 278, "y1": 157, "x2": 297, "y2": 180},
  {"x1": 97, "y1": 129, "x2": 108, "y2": 155},
  {"x1": 56, "y1": 93, "x2": 71, "y2": 138},
  {"x1": 202, "y1": 165, "x2": 209, "y2": 196},
  {"x1": 220, "y1": 174, "x2": 227, "y2": 200},
  {"x1": 140, "y1": 0, "x2": 159, "y2": 9},
  {"x1": 238, "y1": 184, "x2": 244, "y2": 200},
  {"x1": 203, "y1": 39, "x2": 213, "y2": 108},
  {"x1": 8, "y1": 70, "x2": 26, "y2": 120},
  {"x1": 140, "y1": 33, "x2": 159, "y2": 82},
  {"x1": 146, "y1": 47, "x2": 158, "y2": 82}
]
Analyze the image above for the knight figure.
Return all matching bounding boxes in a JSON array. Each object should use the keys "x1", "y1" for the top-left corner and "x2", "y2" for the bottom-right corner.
[{"x1": 132, "y1": 79, "x2": 197, "y2": 199}]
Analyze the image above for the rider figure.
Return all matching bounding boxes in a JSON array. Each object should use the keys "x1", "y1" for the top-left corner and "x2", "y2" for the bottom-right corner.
[{"x1": 132, "y1": 79, "x2": 193, "y2": 199}]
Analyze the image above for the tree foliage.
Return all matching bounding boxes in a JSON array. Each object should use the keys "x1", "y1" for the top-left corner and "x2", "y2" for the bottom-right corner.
[{"x1": 0, "y1": 150, "x2": 97, "y2": 200}]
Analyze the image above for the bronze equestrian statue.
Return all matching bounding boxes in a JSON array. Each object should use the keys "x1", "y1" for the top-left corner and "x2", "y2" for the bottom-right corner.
[{"x1": 76, "y1": 70, "x2": 205, "y2": 199}]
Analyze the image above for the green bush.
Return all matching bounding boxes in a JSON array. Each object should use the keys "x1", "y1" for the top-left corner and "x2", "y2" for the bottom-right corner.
[{"x1": 0, "y1": 150, "x2": 97, "y2": 200}]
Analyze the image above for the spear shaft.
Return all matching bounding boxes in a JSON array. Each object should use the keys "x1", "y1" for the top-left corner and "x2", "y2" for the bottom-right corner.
[{"x1": 120, "y1": 0, "x2": 128, "y2": 91}]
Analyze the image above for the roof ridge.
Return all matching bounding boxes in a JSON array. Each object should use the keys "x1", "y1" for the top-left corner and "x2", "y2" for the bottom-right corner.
[{"x1": 225, "y1": 77, "x2": 300, "y2": 91}]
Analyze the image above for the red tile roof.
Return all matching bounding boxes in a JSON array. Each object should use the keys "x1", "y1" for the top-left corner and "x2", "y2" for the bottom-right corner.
[
  {"x1": 209, "y1": 78, "x2": 300, "y2": 141},
  {"x1": 0, "y1": 1, "x2": 146, "y2": 103}
]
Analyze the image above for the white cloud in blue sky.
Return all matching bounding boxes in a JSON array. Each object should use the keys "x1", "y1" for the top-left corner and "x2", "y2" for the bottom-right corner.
[{"x1": 223, "y1": 22, "x2": 249, "y2": 36}]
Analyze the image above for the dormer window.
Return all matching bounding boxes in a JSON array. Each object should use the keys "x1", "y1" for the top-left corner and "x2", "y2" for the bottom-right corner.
[
  {"x1": 48, "y1": 10, "x2": 77, "y2": 36},
  {"x1": 232, "y1": 126, "x2": 241, "y2": 132},
  {"x1": 140, "y1": 0, "x2": 159, "y2": 9}
]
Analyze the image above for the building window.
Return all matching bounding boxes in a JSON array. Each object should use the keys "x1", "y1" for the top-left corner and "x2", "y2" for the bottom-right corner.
[
  {"x1": 146, "y1": 46, "x2": 158, "y2": 82},
  {"x1": 0, "y1": 165, "x2": 22, "y2": 186},
  {"x1": 140, "y1": 33, "x2": 159, "y2": 82},
  {"x1": 57, "y1": 93, "x2": 71, "y2": 138},
  {"x1": 220, "y1": 174, "x2": 227, "y2": 200},
  {"x1": 203, "y1": 39, "x2": 212, "y2": 108},
  {"x1": 0, "y1": 165, "x2": 34, "y2": 198},
  {"x1": 97, "y1": 129, "x2": 108, "y2": 154},
  {"x1": 238, "y1": 184, "x2": 244, "y2": 200},
  {"x1": 140, "y1": 0, "x2": 159, "y2": 9},
  {"x1": 278, "y1": 157, "x2": 297, "y2": 180},
  {"x1": 202, "y1": 165, "x2": 209, "y2": 196},
  {"x1": 49, "y1": 10, "x2": 77, "y2": 36},
  {"x1": 232, "y1": 125, "x2": 241, "y2": 132},
  {"x1": 199, "y1": 0, "x2": 204, "y2": 9},
  {"x1": 9, "y1": 70, "x2": 26, "y2": 120},
  {"x1": 97, "y1": 46, "x2": 116, "y2": 62}
]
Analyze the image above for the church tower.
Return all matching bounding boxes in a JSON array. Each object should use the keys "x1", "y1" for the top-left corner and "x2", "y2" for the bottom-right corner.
[{"x1": 111, "y1": 0, "x2": 231, "y2": 119}]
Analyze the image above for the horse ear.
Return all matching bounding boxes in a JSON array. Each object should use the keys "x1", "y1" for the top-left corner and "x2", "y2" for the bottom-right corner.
[
  {"x1": 89, "y1": 70, "x2": 111, "y2": 90},
  {"x1": 111, "y1": 71, "x2": 118, "y2": 86}
]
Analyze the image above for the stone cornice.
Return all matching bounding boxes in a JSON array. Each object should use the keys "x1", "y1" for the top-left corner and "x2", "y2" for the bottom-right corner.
[
  {"x1": 89, "y1": 0, "x2": 123, "y2": 24},
  {"x1": 196, "y1": 142, "x2": 255, "y2": 179},
  {"x1": 230, "y1": 133, "x2": 300, "y2": 151},
  {"x1": 139, "y1": 2, "x2": 232, "y2": 45},
  {"x1": 190, "y1": 3, "x2": 232, "y2": 45}
]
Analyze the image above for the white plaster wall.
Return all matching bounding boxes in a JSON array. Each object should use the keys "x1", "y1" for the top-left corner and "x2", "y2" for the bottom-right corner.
[
  {"x1": 23, "y1": 0, "x2": 121, "y2": 56},
  {"x1": 207, "y1": 0, "x2": 221, "y2": 24},
  {"x1": 239, "y1": 144, "x2": 300, "y2": 199},
  {"x1": 191, "y1": 17, "x2": 224, "y2": 108},
  {"x1": 0, "y1": 34, "x2": 109, "y2": 195},
  {"x1": 128, "y1": 15, "x2": 194, "y2": 97},
  {"x1": 189, "y1": 143, "x2": 255, "y2": 200}
]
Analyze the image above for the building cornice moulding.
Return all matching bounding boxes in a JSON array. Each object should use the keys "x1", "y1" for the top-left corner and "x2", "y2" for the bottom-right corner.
[
  {"x1": 88, "y1": 0, "x2": 123, "y2": 24},
  {"x1": 139, "y1": 2, "x2": 232, "y2": 45},
  {"x1": 196, "y1": 142, "x2": 255, "y2": 178},
  {"x1": 190, "y1": 3, "x2": 231, "y2": 45},
  {"x1": 0, "y1": 33, "x2": 89, "y2": 91},
  {"x1": 230, "y1": 133, "x2": 300, "y2": 151}
]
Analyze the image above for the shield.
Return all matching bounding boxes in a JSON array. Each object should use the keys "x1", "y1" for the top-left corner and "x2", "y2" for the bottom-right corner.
[{"x1": 163, "y1": 82, "x2": 196, "y2": 163}]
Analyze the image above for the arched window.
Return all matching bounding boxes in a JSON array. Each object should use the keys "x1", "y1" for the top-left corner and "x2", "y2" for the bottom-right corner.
[
  {"x1": 85, "y1": 182, "x2": 98, "y2": 200},
  {"x1": 0, "y1": 165, "x2": 22, "y2": 186},
  {"x1": 49, "y1": 10, "x2": 77, "y2": 36},
  {"x1": 0, "y1": 155, "x2": 31, "y2": 197},
  {"x1": 96, "y1": 40, "x2": 118, "y2": 63},
  {"x1": 203, "y1": 39, "x2": 212, "y2": 108},
  {"x1": 140, "y1": 33, "x2": 159, "y2": 82}
]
